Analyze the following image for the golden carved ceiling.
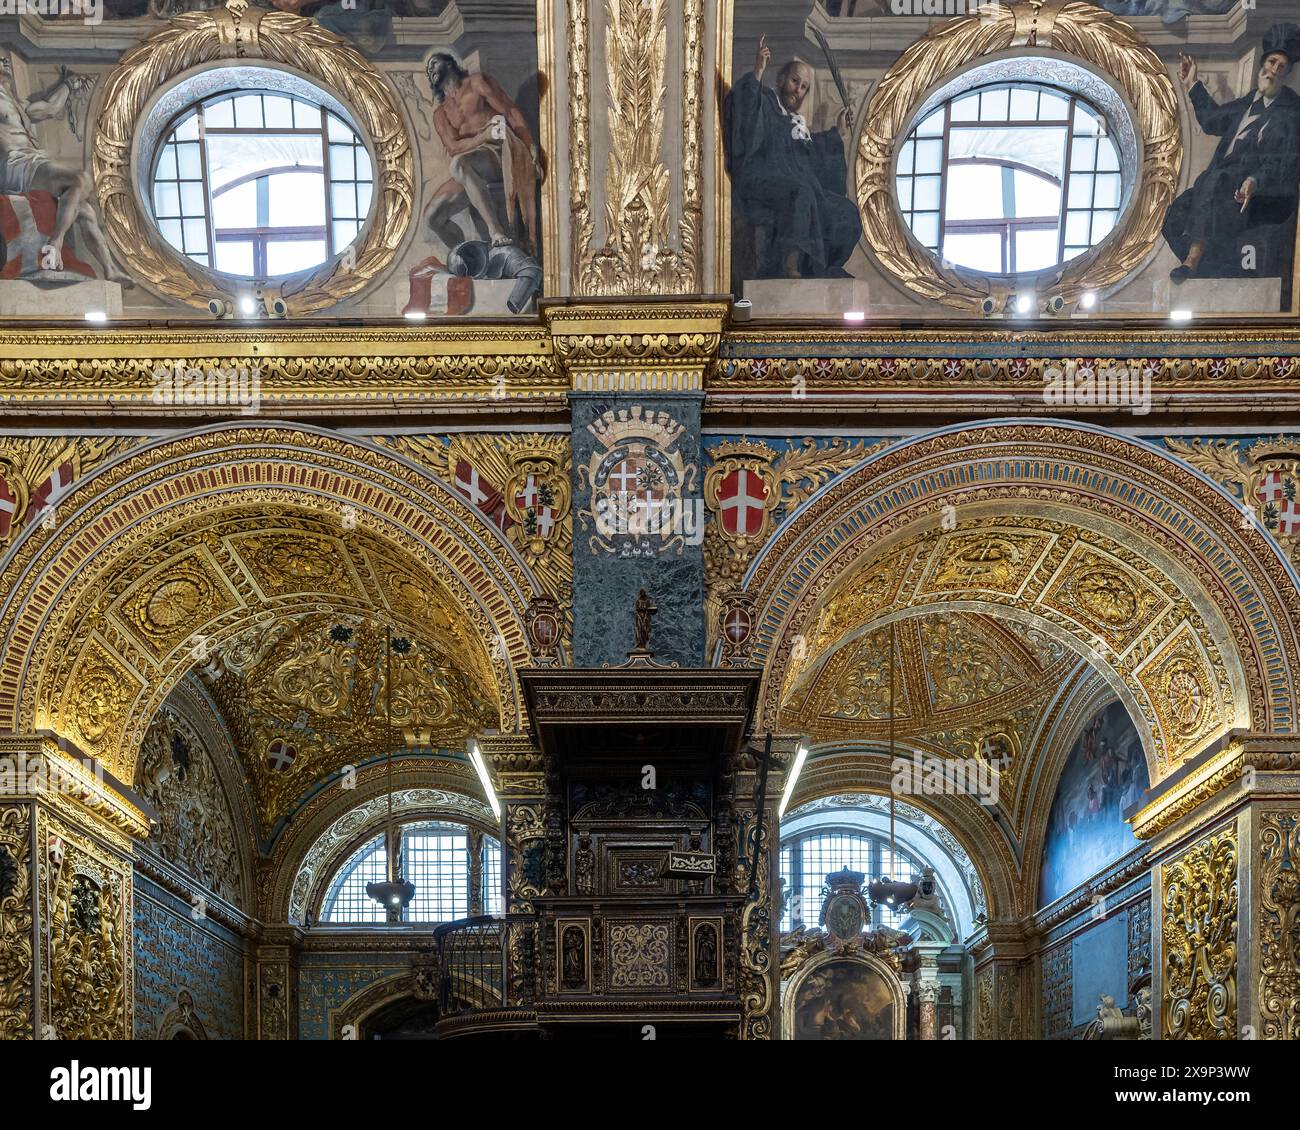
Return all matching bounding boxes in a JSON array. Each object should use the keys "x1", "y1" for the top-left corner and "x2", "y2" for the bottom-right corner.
[
  {"x1": 37, "y1": 502, "x2": 498, "y2": 796},
  {"x1": 209, "y1": 612, "x2": 495, "y2": 835},
  {"x1": 779, "y1": 516, "x2": 1236, "y2": 777},
  {"x1": 784, "y1": 610, "x2": 1070, "y2": 742}
]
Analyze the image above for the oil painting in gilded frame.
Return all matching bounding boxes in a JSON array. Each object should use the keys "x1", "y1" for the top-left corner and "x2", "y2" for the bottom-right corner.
[{"x1": 782, "y1": 949, "x2": 907, "y2": 1041}]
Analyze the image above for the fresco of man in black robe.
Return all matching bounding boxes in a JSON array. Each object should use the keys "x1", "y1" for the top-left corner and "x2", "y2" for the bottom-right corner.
[
  {"x1": 725, "y1": 36, "x2": 862, "y2": 280},
  {"x1": 1163, "y1": 23, "x2": 1300, "y2": 294}
]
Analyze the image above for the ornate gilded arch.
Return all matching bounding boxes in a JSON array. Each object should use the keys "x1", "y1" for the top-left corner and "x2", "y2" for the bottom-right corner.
[
  {"x1": 787, "y1": 756, "x2": 1017, "y2": 922},
  {"x1": 749, "y1": 423, "x2": 1300, "y2": 785},
  {"x1": 0, "y1": 424, "x2": 539, "y2": 787},
  {"x1": 271, "y1": 760, "x2": 496, "y2": 924}
]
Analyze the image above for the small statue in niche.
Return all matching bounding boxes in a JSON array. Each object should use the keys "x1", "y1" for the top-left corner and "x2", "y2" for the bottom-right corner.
[
  {"x1": 574, "y1": 835, "x2": 595, "y2": 896},
  {"x1": 169, "y1": 731, "x2": 191, "y2": 780},
  {"x1": 632, "y1": 588, "x2": 657, "y2": 653},
  {"x1": 694, "y1": 923, "x2": 718, "y2": 987},
  {"x1": 0, "y1": 843, "x2": 17, "y2": 901},
  {"x1": 69, "y1": 874, "x2": 100, "y2": 933},
  {"x1": 561, "y1": 925, "x2": 586, "y2": 990}
]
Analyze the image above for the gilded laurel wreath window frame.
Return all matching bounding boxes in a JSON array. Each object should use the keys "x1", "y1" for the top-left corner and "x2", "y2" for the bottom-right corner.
[
  {"x1": 92, "y1": 2, "x2": 414, "y2": 315},
  {"x1": 855, "y1": 2, "x2": 1180, "y2": 313}
]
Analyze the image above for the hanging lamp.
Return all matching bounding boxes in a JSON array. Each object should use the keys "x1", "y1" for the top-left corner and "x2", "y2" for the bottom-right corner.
[
  {"x1": 868, "y1": 619, "x2": 918, "y2": 909},
  {"x1": 366, "y1": 630, "x2": 416, "y2": 915}
]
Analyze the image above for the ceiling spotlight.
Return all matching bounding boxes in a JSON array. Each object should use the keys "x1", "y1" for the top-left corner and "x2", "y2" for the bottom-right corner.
[
  {"x1": 238, "y1": 295, "x2": 257, "y2": 317},
  {"x1": 84, "y1": 310, "x2": 107, "y2": 324},
  {"x1": 1079, "y1": 291, "x2": 1098, "y2": 310}
]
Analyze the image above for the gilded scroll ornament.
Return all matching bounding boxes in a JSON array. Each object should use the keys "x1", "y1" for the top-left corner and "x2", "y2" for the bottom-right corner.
[
  {"x1": 0, "y1": 436, "x2": 133, "y2": 551},
  {"x1": 0, "y1": 805, "x2": 32, "y2": 1041},
  {"x1": 1166, "y1": 437, "x2": 1300, "y2": 573},
  {"x1": 855, "y1": 2, "x2": 1178, "y2": 312},
  {"x1": 737, "y1": 805, "x2": 773, "y2": 1040},
  {"x1": 93, "y1": 0, "x2": 413, "y2": 314},
  {"x1": 1162, "y1": 824, "x2": 1237, "y2": 1039},
  {"x1": 570, "y1": 0, "x2": 704, "y2": 295},
  {"x1": 1258, "y1": 810, "x2": 1300, "y2": 1041},
  {"x1": 43, "y1": 821, "x2": 129, "y2": 1041}
]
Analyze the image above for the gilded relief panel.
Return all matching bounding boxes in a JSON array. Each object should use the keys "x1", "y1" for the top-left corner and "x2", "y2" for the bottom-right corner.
[
  {"x1": 36, "y1": 808, "x2": 132, "y2": 1040},
  {"x1": 0, "y1": 803, "x2": 33, "y2": 1040},
  {"x1": 1258, "y1": 809, "x2": 1300, "y2": 1040},
  {"x1": 1162, "y1": 822, "x2": 1237, "y2": 1040},
  {"x1": 136, "y1": 704, "x2": 246, "y2": 909}
]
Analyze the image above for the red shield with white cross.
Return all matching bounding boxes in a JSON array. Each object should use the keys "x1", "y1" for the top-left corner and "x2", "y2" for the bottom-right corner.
[
  {"x1": 0, "y1": 476, "x2": 17, "y2": 540},
  {"x1": 722, "y1": 605, "x2": 752, "y2": 646},
  {"x1": 718, "y1": 468, "x2": 769, "y2": 537},
  {"x1": 266, "y1": 740, "x2": 297, "y2": 773},
  {"x1": 1257, "y1": 469, "x2": 1300, "y2": 536}
]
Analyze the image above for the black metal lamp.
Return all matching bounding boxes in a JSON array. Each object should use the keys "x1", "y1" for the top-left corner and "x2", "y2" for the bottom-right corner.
[
  {"x1": 868, "y1": 619, "x2": 918, "y2": 910},
  {"x1": 364, "y1": 630, "x2": 417, "y2": 916}
]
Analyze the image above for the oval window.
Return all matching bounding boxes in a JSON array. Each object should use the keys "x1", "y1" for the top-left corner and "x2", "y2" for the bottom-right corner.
[
  {"x1": 150, "y1": 85, "x2": 373, "y2": 279},
  {"x1": 896, "y1": 80, "x2": 1126, "y2": 277}
]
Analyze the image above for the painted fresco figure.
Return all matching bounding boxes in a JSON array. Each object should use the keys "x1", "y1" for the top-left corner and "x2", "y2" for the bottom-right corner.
[
  {"x1": 1162, "y1": 23, "x2": 1300, "y2": 289},
  {"x1": 0, "y1": 54, "x2": 129, "y2": 285},
  {"x1": 725, "y1": 36, "x2": 862, "y2": 279},
  {"x1": 425, "y1": 52, "x2": 542, "y2": 256}
]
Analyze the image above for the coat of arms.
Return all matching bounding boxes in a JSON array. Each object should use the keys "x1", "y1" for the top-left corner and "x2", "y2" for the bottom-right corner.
[
  {"x1": 578, "y1": 406, "x2": 698, "y2": 558},
  {"x1": 1166, "y1": 436, "x2": 1300, "y2": 557}
]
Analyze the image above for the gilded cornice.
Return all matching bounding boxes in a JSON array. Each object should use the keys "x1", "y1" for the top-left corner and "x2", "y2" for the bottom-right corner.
[
  {"x1": 1, "y1": 319, "x2": 1299, "y2": 411},
  {"x1": 0, "y1": 734, "x2": 152, "y2": 844},
  {"x1": 1028, "y1": 845, "x2": 1150, "y2": 938},
  {"x1": 0, "y1": 326, "x2": 564, "y2": 409},
  {"x1": 544, "y1": 300, "x2": 728, "y2": 391},
  {"x1": 133, "y1": 845, "x2": 257, "y2": 940},
  {"x1": 1132, "y1": 733, "x2": 1300, "y2": 843}
]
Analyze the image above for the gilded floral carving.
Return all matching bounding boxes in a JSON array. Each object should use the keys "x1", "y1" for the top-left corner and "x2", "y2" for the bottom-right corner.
[
  {"x1": 1163, "y1": 824, "x2": 1237, "y2": 1040},
  {"x1": 1258, "y1": 810, "x2": 1300, "y2": 1041},
  {"x1": 0, "y1": 805, "x2": 32, "y2": 1041}
]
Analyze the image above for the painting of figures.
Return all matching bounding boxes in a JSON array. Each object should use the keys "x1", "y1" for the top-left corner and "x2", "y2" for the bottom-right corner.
[
  {"x1": 790, "y1": 958, "x2": 896, "y2": 1040},
  {"x1": 0, "y1": 0, "x2": 547, "y2": 318},
  {"x1": 727, "y1": 0, "x2": 1300, "y2": 317},
  {"x1": 1039, "y1": 701, "x2": 1150, "y2": 908}
]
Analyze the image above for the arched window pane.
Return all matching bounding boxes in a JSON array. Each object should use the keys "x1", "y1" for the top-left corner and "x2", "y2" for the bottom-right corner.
[
  {"x1": 781, "y1": 826, "x2": 930, "y2": 933},
  {"x1": 482, "y1": 837, "x2": 503, "y2": 917},
  {"x1": 321, "y1": 835, "x2": 387, "y2": 924},
  {"x1": 404, "y1": 824, "x2": 470, "y2": 923}
]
